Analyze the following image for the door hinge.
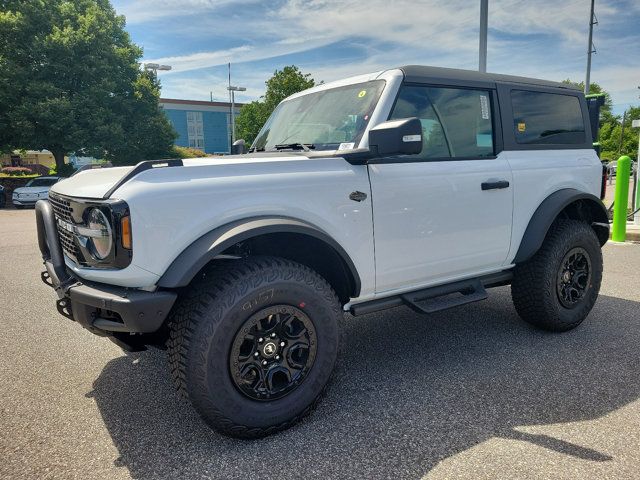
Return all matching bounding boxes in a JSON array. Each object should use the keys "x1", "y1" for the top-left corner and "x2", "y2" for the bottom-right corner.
[{"x1": 349, "y1": 191, "x2": 367, "y2": 202}]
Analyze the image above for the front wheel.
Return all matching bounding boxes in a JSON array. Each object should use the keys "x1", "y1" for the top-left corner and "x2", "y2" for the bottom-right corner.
[
  {"x1": 511, "y1": 219, "x2": 603, "y2": 332},
  {"x1": 167, "y1": 256, "x2": 342, "y2": 438}
]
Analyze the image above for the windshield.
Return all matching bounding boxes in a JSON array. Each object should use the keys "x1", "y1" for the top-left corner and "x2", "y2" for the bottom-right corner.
[
  {"x1": 252, "y1": 80, "x2": 385, "y2": 151},
  {"x1": 26, "y1": 178, "x2": 57, "y2": 187}
]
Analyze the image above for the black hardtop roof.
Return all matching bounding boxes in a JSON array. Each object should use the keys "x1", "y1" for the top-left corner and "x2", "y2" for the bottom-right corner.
[{"x1": 399, "y1": 65, "x2": 579, "y2": 91}]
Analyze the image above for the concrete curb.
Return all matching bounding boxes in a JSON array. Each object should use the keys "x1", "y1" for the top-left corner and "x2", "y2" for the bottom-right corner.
[{"x1": 609, "y1": 224, "x2": 640, "y2": 243}]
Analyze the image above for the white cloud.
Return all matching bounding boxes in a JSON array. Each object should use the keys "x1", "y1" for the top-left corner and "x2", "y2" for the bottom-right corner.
[
  {"x1": 115, "y1": 0, "x2": 252, "y2": 24},
  {"x1": 131, "y1": 0, "x2": 638, "y2": 113}
]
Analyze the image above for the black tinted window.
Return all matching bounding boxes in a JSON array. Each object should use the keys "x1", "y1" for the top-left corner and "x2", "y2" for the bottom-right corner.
[
  {"x1": 391, "y1": 86, "x2": 494, "y2": 159},
  {"x1": 511, "y1": 90, "x2": 585, "y2": 145},
  {"x1": 26, "y1": 178, "x2": 58, "y2": 187}
]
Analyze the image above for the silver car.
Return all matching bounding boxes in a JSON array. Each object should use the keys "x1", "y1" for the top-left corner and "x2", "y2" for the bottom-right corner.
[{"x1": 12, "y1": 176, "x2": 61, "y2": 208}]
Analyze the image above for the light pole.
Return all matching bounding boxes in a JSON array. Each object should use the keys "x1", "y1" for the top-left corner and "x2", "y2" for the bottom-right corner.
[
  {"x1": 479, "y1": 0, "x2": 488, "y2": 72},
  {"x1": 584, "y1": 0, "x2": 596, "y2": 94},
  {"x1": 144, "y1": 63, "x2": 172, "y2": 78},
  {"x1": 227, "y1": 85, "x2": 246, "y2": 145}
]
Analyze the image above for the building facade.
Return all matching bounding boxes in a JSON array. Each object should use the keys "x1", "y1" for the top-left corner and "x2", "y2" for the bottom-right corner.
[{"x1": 160, "y1": 98, "x2": 243, "y2": 154}]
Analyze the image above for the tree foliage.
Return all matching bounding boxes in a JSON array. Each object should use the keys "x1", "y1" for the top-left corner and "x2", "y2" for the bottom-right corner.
[
  {"x1": 0, "y1": 0, "x2": 176, "y2": 168},
  {"x1": 236, "y1": 66, "x2": 316, "y2": 145},
  {"x1": 562, "y1": 79, "x2": 638, "y2": 161}
]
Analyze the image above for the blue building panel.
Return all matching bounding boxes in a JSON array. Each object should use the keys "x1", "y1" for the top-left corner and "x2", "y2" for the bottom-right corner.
[
  {"x1": 164, "y1": 109, "x2": 190, "y2": 149},
  {"x1": 203, "y1": 111, "x2": 231, "y2": 153},
  {"x1": 160, "y1": 99, "x2": 241, "y2": 155}
]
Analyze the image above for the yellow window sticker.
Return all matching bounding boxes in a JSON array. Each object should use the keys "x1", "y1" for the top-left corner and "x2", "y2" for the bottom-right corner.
[
  {"x1": 358, "y1": 90, "x2": 367, "y2": 98},
  {"x1": 517, "y1": 122, "x2": 526, "y2": 132}
]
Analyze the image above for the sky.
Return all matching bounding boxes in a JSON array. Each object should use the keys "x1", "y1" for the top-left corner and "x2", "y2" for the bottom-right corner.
[{"x1": 110, "y1": 0, "x2": 640, "y2": 115}]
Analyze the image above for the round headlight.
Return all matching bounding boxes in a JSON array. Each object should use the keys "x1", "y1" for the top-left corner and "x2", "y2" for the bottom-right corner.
[{"x1": 88, "y1": 208, "x2": 112, "y2": 260}]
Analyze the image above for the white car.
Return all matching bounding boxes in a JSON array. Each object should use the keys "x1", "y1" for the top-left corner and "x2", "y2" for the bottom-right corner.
[
  {"x1": 12, "y1": 176, "x2": 61, "y2": 208},
  {"x1": 35, "y1": 65, "x2": 609, "y2": 438}
]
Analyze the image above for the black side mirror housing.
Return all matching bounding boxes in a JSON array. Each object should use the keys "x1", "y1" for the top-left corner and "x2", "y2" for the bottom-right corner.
[
  {"x1": 368, "y1": 117, "x2": 423, "y2": 157},
  {"x1": 231, "y1": 139, "x2": 246, "y2": 154}
]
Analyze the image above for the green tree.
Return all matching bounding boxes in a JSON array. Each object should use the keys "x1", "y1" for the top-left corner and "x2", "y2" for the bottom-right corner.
[
  {"x1": 601, "y1": 106, "x2": 640, "y2": 162},
  {"x1": 0, "y1": 0, "x2": 176, "y2": 169},
  {"x1": 236, "y1": 65, "x2": 316, "y2": 145},
  {"x1": 561, "y1": 79, "x2": 638, "y2": 161}
]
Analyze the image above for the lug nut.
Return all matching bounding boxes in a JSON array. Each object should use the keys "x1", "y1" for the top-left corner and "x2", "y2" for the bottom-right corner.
[
  {"x1": 254, "y1": 352, "x2": 259, "y2": 357},
  {"x1": 258, "y1": 337, "x2": 264, "y2": 343},
  {"x1": 280, "y1": 341, "x2": 285, "y2": 347},
  {"x1": 275, "y1": 355, "x2": 280, "y2": 360},
  {"x1": 271, "y1": 333, "x2": 276, "y2": 338},
  {"x1": 262, "y1": 360, "x2": 268, "y2": 366}
]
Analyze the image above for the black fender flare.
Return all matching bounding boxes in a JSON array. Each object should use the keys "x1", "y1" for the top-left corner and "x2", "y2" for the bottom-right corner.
[
  {"x1": 157, "y1": 216, "x2": 361, "y2": 295},
  {"x1": 513, "y1": 189, "x2": 609, "y2": 264}
]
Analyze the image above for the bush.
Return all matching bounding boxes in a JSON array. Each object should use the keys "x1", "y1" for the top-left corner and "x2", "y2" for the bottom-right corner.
[
  {"x1": 1, "y1": 166, "x2": 33, "y2": 176},
  {"x1": 171, "y1": 145, "x2": 208, "y2": 159}
]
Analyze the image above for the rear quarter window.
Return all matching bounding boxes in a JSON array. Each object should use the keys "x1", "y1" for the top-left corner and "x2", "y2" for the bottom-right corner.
[{"x1": 511, "y1": 90, "x2": 585, "y2": 145}]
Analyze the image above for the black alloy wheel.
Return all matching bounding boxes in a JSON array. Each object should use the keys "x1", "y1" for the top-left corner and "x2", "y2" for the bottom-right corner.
[
  {"x1": 511, "y1": 219, "x2": 603, "y2": 332},
  {"x1": 230, "y1": 305, "x2": 317, "y2": 401},
  {"x1": 556, "y1": 247, "x2": 592, "y2": 309},
  {"x1": 167, "y1": 256, "x2": 342, "y2": 438}
]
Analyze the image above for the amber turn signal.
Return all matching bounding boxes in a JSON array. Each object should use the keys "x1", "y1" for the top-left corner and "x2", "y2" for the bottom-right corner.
[{"x1": 121, "y1": 216, "x2": 132, "y2": 249}]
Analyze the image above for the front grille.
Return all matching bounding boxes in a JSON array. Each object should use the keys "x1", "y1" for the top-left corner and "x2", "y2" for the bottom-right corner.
[{"x1": 48, "y1": 193, "x2": 80, "y2": 260}]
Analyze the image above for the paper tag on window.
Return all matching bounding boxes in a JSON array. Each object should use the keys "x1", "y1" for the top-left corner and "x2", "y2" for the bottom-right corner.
[
  {"x1": 338, "y1": 142, "x2": 355, "y2": 150},
  {"x1": 480, "y1": 95, "x2": 489, "y2": 119}
]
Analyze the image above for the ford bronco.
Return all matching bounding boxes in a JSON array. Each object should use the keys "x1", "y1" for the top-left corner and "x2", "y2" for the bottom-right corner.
[{"x1": 36, "y1": 66, "x2": 609, "y2": 438}]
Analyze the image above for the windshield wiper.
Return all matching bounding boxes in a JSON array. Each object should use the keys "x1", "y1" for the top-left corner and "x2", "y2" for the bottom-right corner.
[
  {"x1": 273, "y1": 143, "x2": 316, "y2": 152},
  {"x1": 248, "y1": 146, "x2": 265, "y2": 152}
]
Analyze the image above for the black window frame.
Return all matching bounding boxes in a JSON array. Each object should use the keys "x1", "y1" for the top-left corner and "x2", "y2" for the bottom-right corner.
[
  {"x1": 369, "y1": 82, "x2": 503, "y2": 164},
  {"x1": 497, "y1": 82, "x2": 593, "y2": 151}
]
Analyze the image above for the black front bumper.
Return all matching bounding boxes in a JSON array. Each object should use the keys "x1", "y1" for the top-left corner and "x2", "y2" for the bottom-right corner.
[{"x1": 35, "y1": 200, "x2": 177, "y2": 336}]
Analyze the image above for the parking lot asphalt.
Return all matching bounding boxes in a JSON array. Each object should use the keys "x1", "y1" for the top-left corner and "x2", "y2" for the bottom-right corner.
[{"x1": 1, "y1": 208, "x2": 640, "y2": 480}]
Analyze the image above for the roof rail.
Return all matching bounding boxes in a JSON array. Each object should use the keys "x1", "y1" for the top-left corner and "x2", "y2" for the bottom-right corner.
[{"x1": 102, "y1": 159, "x2": 183, "y2": 199}]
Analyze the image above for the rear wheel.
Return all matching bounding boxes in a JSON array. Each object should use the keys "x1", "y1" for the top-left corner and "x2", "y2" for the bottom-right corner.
[
  {"x1": 511, "y1": 220, "x2": 603, "y2": 332},
  {"x1": 167, "y1": 256, "x2": 342, "y2": 438}
]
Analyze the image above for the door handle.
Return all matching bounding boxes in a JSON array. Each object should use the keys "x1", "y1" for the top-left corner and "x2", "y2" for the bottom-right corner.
[{"x1": 481, "y1": 180, "x2": 510, "y2": 191}]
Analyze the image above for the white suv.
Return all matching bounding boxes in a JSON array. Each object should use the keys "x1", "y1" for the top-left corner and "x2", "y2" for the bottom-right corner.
[{"x1": 36, "y1": 66, "x2": 609, "y2": 438}]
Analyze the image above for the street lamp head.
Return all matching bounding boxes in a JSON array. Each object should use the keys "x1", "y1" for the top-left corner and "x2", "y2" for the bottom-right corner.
[
  {"x1": 227, "y1": 86, "x2": 247, "y2": 92},
  {"x1": 144, "y1": 63, "x2": 172, "y2": 72}
]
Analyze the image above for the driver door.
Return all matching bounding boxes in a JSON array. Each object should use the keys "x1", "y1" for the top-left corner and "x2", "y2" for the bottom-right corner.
[{"x1": 369, "y1": 84, "x2": 513, "y2": 294}]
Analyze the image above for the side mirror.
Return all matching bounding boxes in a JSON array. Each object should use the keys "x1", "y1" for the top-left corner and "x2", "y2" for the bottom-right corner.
[
  {"x1": 231, "y1": 139, "x2": 246, "y2": 154},
  {"x1": 368, "y1": 117, "x2": 423, "y2": 157}
]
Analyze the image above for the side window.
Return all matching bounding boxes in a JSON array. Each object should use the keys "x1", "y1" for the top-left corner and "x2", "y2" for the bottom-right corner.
[
  {"x1": 511, "y1": 90, "x2": 585, "y2": 145},
  {"x1": 390, "y1": 86, "x2": 450, "y2": 159},
  {"x1": 390, "y1": 85, "x2": 495, "y2": 159}
]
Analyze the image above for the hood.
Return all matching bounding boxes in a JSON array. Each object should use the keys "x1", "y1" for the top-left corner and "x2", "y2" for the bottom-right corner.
[
  {"x1": 49, "y1": 153, "x2": 314, "y2": 200},
  {"x1": 13, "y1": 186, "x2": 53, "y2": 194},
  {"x1": 50, "y1": 166, "x2": 135, "y2": 199}
]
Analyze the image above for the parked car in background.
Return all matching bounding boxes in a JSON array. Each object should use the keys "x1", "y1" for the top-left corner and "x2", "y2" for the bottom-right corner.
[
  {"x1": 607, "y1": 160, "x2": 636, "y2": 177},
  {"x1": 12, "y1": 176, "x2": 61, "y2": 208},
  {"x1": 0, "y1": 185, "x2": 5, "y2": 208}
]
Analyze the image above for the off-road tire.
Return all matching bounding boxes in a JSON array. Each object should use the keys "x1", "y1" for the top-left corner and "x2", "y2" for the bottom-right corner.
[
  {"x1": 511, "y1": 219, "x2": 603, "y2": 332},
  {"x1": 167, "y1": 256, "x2": 342, "y2": 438}
]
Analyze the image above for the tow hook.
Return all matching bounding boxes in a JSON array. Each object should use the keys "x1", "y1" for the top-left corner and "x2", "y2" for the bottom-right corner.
[{"x1": 56, "y1": 298, "x2": 74, "y2": 321}]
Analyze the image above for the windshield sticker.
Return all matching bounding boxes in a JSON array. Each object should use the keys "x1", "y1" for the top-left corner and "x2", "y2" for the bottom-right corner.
[
  {"x1": 358, "y1": 90, "x2": 367, "y2": 98},
  {"x1": 338, "y1": 142, "x2": 355, "y2": 150},
  {"x1": 517, "y1": 122, "x2": 526, "y2": 132},
  {"x1": 480, "y1": 95, "x2": 489, "y2": 119}
]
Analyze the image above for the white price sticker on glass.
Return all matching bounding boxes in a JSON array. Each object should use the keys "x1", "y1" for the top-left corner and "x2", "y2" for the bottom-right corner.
[{"x1": 480, "y1": 95, "x2": 489, "y2": 120}]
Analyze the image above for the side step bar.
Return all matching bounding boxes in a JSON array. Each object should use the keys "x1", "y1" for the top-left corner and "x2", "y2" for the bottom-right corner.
[
  {"x1": 401, "y1": 278, "x2": 487, "y2": 314},
  {"x1": 350, "y1": 270, "x2": 512, "y2": 316}
]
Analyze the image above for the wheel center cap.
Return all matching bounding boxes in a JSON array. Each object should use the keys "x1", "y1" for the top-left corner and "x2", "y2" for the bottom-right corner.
[{"x1": 262, "y1": 342, "x2": 277, "y2": 357}]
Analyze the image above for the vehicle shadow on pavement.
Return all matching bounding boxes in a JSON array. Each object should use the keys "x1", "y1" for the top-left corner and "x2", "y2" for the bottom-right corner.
[{"x1": 88, "y1": 288, "x2": 639, "y2": 479}]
